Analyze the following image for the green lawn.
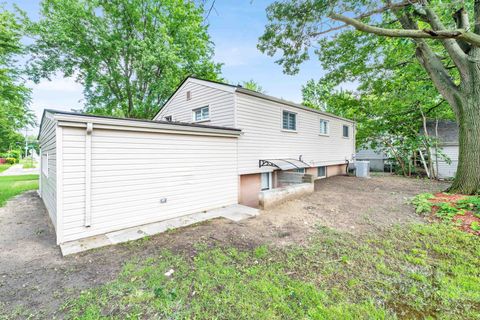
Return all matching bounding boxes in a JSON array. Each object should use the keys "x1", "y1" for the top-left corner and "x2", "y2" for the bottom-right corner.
[
  {"x1": 65, "y1": 223, "x2": 480, "y2": 319},
  {"x1": 0, "y1": 174, "x2": 39, "y2": 207},
  {"x1": 0, "y1": 164, "x2": 11, "y2": 173}
]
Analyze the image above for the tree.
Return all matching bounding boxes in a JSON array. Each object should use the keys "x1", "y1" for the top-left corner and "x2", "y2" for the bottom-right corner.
[
  {"x1": 241, "y1": 79, "x2": 266, "y2": 93},
  {"x1": 259, "y1": 0, "x2": 480, "y2": 194},
  {"x1": 300, "y1": 29, "x2": 454, "y2": 178},
  {"x1": 0, "y1": 7, "x2": 34, "y2": 153},
  {"x1": 26, "y1": 0, "x2": 222, "y2": 119}
]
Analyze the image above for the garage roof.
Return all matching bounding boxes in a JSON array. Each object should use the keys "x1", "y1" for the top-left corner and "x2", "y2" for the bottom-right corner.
[{"x1": 38, "y1": 109, "x2": 242, "y2": 140}]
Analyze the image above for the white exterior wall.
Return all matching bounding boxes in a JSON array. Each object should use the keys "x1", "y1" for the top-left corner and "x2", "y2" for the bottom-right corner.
[
  {"x1": 433, "y1": 145, "x2": 458, "y2": 179},
  {"x1": 39, "y1": 114, "x2": 57, "y2": 230},
  {"x1": 235, "y1": 93, "x2": 355, "y2": 174},
  {"x1": 60, "y1": 126, "x2": 238, "y2": 243},
  {"x1": 154, "y1": 80, "x2": 235, "y2": 127}
]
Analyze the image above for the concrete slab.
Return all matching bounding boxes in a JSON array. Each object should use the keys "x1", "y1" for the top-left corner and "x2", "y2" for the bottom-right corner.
[{"x1": 60, "y1": 204, "x2": 259, "y2": 255}]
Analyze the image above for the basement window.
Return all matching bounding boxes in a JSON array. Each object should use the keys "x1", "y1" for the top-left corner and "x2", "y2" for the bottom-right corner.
[
  {"x1": 261, "y1": 172, "x2": 271, "y2": 191},
  {"x1": 193, "y1": 106, "x2": 209, "y2": 122},
  {"x1": 318, "y1": 166, "x2": 326, "y2": 178}
]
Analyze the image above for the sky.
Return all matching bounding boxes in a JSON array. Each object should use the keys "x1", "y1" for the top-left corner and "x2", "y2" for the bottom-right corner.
[{"x1": 6, "y1": 0, "x2": 334, "y2": 133}]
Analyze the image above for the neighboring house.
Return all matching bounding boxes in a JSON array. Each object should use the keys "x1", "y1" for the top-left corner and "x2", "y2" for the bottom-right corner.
[
  {"x1": 355, "y1": 148, "x2": 388, "y2": 172},
  {"x1": 423, "y1": 120, "x2": 459, "y2": 179},
  {"x1": 38, "y1": 76, "x2": 355, "y2": 245}
]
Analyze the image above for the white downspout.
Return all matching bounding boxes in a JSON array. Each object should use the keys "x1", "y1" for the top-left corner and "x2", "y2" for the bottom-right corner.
[{"x1": 84, "y1": 122, "x2": 93, "y2": 227}]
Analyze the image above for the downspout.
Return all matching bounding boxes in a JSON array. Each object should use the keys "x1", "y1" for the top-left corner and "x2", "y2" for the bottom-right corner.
[{"x1": 85, "y1": 122, "x2": 93, "y2": 227}]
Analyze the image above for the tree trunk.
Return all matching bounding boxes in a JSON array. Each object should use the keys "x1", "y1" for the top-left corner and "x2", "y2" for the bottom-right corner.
[{"x1": 448, "y1": 97, "x2": 480, "y2": 194}]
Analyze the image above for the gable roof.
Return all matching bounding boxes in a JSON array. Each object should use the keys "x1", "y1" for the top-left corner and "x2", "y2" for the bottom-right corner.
[
  {"x1": 154, "y1": 76, "x2": 355, "y2": 124},
  {"x1": 38, "y1": 109, "x2": 241, "y2": 140}
]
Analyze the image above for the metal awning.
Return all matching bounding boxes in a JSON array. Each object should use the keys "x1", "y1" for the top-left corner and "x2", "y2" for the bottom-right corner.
[{"x1": 259, "y1": 158, "x2": 311, "y2": 170}]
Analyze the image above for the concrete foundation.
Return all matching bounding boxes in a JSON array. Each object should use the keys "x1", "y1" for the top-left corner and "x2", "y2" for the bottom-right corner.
[
  {"x1": 259, "y1": 183, "x2": 314, "y2": 210},
  {"x1": 60, "y1": 204, "x2": 259, "y2": 255}
]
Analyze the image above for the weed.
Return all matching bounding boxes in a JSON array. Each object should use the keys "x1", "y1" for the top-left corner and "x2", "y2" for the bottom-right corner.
[{"x1": 410, "y1": 193, "x2": 434, "y2": 214}]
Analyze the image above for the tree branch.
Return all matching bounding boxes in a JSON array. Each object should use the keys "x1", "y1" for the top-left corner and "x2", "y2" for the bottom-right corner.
[
  {"x1": 329, "y1": 13, "x2": 480, "y2": 48},
  {"x1": 422, "y1": 6, "x2": 467, "y2": 71},
  {"x1": 453, "y1": 8, "x2": 472, "y2": 52}
]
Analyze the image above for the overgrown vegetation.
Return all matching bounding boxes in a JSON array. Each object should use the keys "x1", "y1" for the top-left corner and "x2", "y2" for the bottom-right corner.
[
  {"x1": 411, "y1": 193, "x2": 480, "y2": 235},
  {"x1": 60, "y1": 223, "x2": 479, "y2": 319},
  {"x1": 0, "y1": 174, "x2": 38, "y2": 206}
]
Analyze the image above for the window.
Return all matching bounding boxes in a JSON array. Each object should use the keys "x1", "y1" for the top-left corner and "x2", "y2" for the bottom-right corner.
[
  {"x1": 164, "y1": 115, "x2": 172, "y2": 122},
  {"x1": 261, "y1": 172, "x2": 271, "y2": 191},
  {"x1": 193, "y1": 106, "x2": 209, "y2": 122},
  {"x1": 294, "y1": 168, "x2": 305, "y2": 173},
  {"x1": 317, "y1": 166, "x2": 326, "y2": 178},
  {"x1": 320, "y1": 119, "x2": 329, "y2": 135},
  {"x1": 186, "y1": 91, "x2": 192, "y2": 100},
  {"x1": 343, "y1": 125, "x2": 350, "y2": 138},
  {"x1": 41, "y1": 152, "x2": 48, "y2": 177},
  {"x1": 282, "y1": 111, "x2": 296, "y2": 131}
]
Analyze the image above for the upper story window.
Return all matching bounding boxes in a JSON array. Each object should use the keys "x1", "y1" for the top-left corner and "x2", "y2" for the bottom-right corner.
[
  {"x1": 193, "y1": 106, "x2": 209, "y2": 122},
  {"x1": 186, "y1": 91, "x2": 192, "y2": 100},
  {"x1": 164, "y1": 115, "x2": 172, "y2": 122},
  {"x1": 343, "y1": 125, "x2": 350, "y2": 138},
  {"x1": 320, "y1": 119, "x2": 329, "y2": 135},
  {"x1": 282, "y1": 110, "x2": 296, "y2": 131}
]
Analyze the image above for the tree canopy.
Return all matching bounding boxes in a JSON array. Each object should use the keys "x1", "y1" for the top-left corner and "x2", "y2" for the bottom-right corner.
[
  {"x1": 26, "y1": 0, "x2": 222, "y2": 119},
  {"x1": 0, "y1": 7, "x2": 34, "y2": 153},
  {"x1": 259, "y1": 0, "x2": 480, "y2": 194}
]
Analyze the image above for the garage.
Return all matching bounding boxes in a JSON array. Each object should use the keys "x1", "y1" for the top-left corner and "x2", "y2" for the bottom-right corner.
[{"x1": 38, "y1": 110, "x2": 241, "y2": 245}]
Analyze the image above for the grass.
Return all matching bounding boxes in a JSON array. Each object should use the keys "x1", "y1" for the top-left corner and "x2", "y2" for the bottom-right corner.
[
  {"x1": 0, "y1": 164, "x2": 11, "y2": 173},
  {"x1": 0, "y1": 174, "x2": 38, "y2": 207},
  {"x1": 19, "y1": 158, "x2": 37, "y2": 169},
  {"x1": 61, "y1": 223, "x2": 480, "y2": 319}
]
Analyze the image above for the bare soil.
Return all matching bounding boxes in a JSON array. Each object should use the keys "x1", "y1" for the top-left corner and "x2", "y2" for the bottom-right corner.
[{"x1": 0, "y1": 175, "x2": 449, "y2": 318}]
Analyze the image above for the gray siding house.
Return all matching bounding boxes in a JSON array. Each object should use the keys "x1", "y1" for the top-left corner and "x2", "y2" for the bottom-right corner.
[{"x1": 424, "y1": 120, "x2": 459, "y2": 179}]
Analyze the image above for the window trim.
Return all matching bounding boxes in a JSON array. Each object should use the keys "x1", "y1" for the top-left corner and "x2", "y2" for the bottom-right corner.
[
  {"x1": 342, "y1": 125, "x2": 350, "y2": 138},
  {"x1": 192, "y1": 105, "x2": 210, "y2": 122},
  {"x1": 282, "y1": 110, "x2": 297, "y2": 132},
  {"x1": 261, "y1": 172, "x2": 272, "y2": 191},
  {"x1": 319, "y1": 118, "x2": 329, "y2": 136},
  {"x1": 317, "y1": 166, "x2": 326, "y2": 178}
]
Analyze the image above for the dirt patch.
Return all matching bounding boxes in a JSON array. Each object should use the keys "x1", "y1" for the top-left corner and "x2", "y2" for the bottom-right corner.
[{"x1": 0, "y1": 175, "x2": 449, "y2": 318}]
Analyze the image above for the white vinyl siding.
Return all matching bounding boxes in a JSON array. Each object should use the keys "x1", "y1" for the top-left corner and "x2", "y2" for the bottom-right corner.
[
  {"x1": 155, "y1": 80, "x2": 235, "y2": 127},
  {"x1": 60, "y1": 127, "x2": 239, "y2": 242},
  {"x1": 282, "y1": 111, "x2": 296, "y2": 131},
  {"x1": 433, "y1": 145, "x2": 458, "y2": 179},
  {"x1": 39, "y1": 114, "x2": 57, "y2": 230},
  {"x1": 235, "y1": 93, "x2": 355, "y2": 175},
  {"x1": 320, "y1": 119, "x2": 329, "y2": 135}
]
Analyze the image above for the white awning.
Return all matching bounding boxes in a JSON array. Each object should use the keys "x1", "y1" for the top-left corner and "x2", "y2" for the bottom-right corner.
[{"x1": 259, "y1": 159, "x2": 311, "y2": 171}]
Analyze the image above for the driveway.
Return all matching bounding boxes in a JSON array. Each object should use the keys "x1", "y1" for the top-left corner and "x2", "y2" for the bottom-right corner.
[
  {"x1": 0, "y1": 164, "x2": 39, "y2": 176},
  {"x1": 0, "y1": 175, "x2": 449, "y2": 318}
]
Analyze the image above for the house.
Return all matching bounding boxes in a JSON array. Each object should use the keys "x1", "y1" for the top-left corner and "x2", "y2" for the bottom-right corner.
[
  {"x1": 38, "y1": 77, "x2": 355, "y2": 246},
  {"x1": 355, "y1": 147, "x2": 389, "y2": 172},
  {"x1": 423, "y1": 120, "x2": 459, "y2": 179}
]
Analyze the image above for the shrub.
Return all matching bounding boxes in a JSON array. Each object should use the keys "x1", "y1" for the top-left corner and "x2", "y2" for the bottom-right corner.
[
  {"x1": 411, "y1": 193, "x2": 434, "y2": 214},
  {"x1": 5, "y1": 158, "x2": 17, "y2": 165}
]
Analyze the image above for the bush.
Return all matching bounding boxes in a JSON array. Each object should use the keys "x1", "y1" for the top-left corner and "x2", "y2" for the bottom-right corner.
[
  {"x1": 5, "y1": 158, "x2": 17, "y2": 165},
  {"x1": 410, "y1": 193, "x2": 434, "y2": 214}
]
